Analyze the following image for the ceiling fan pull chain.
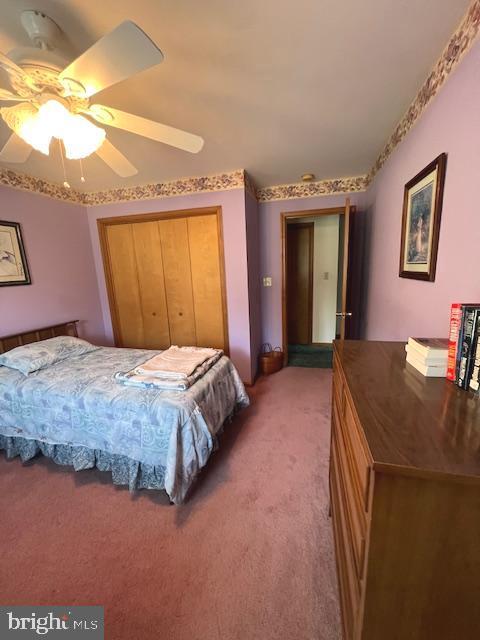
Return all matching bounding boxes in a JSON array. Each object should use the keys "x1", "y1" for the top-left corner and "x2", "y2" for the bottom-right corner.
[
  {"x1": 58, "y1": 139, "x2": 70, "y2": 189},
  {"x1": 79, "y1": 157, "x2": 86, "y2": 183}
]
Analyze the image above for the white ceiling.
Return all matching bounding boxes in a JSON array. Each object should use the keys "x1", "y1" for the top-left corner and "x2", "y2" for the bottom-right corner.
[{"x1": 0, "y1": 0, "x2": 471, "y2": 191}]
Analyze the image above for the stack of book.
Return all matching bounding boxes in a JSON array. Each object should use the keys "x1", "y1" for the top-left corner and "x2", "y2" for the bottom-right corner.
[
  {"x1": 447, "y1": 303, "x2": 480, "y2": 392},
  {"x1": 405, "y1": 338, "x2": 448, "y2": 377}
]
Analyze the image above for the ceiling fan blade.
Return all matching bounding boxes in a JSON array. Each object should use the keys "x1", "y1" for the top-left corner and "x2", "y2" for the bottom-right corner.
[
  {"x1": 59, "y1": 21, "x2": 164, "y2": 98},
  {"x1": 89, "y1": 105, "x2": 204, "y2": 153},
  {"x1": 96, "y1": 138, "x2": 138, "y2": 177},
  {"x1": 0, "y1": 52, "x2": 38, "y2": 90},
  {"x1": 0, "y1": 88, "x2": 26, "y2": 102},
  {"x1": 0, "y1": 133, "x2": 33, "y2": 163}
]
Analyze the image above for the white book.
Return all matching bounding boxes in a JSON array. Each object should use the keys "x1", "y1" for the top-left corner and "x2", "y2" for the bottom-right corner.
[
  {"x1": 405, "y1": 344, "x2": 448, "y2": 366},
  {"x1": 406, "y1": 352, "x2": 447, "y2": 377},
  {"x1": 407, "y1": 337, "x2": 448, "y2": 358}
]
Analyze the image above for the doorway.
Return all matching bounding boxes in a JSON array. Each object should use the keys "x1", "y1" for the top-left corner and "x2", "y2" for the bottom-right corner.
[
  {"x1": 286, "y1": 222, "x2": 314, "y2": 345},
  {"x1": 281, "y1": 200, "x2": 354, "y2": 367}
]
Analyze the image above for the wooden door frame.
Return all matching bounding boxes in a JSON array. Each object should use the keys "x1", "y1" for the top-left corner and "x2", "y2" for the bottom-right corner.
[
  {"x1": 97, "y1": 206, "x2": 230, "y2": 355},
  {"x1": 286, "y1": 221, "x2": 315, "y2": 345},
  {"x1": 281, "y1": 203, "x2": 355, "y2": 365}
]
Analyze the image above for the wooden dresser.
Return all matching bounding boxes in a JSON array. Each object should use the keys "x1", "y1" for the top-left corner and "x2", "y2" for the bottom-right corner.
[{"x1": 330, "y1": 341, "x2": 480, "y2": 640}]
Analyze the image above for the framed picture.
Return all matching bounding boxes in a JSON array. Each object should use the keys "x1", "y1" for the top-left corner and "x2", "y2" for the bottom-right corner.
[
  {"x1": 0, "y1": 221, "x2": 31, "y2": 286},
  {"x1": 399, "y1": 153, "x2": 447, "y2": 281}
]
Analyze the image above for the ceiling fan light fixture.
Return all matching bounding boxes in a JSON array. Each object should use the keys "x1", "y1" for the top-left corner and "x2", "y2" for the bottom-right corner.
[
  {"x1": 62, "y1": 113, "x2": 105, "y2": 159},
  {"x1": 20, "y1": 111, "x2": 51, "y2": 154},
  {"x1": 1, "y1": 102, "x2": 51, "y2": 154},
  {"x1": 1, "y1": 99, "x2": 105, "y2": 160},
  {"x1": 36, "y1": 100, "x2": 105, "y2": 159}
]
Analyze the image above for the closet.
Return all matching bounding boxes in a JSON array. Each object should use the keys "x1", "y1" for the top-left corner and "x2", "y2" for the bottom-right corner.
[{"x1": 98, "y1": 207, "x2": 228, "y2": 352}]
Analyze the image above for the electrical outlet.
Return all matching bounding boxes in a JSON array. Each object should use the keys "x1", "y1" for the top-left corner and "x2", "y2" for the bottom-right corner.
[
  {"x1": 263, "y1": 276, "x2": 272, "y2": 287},
  {"x1": 323, "y1": 272, "x2": 329, "y2": 280}
]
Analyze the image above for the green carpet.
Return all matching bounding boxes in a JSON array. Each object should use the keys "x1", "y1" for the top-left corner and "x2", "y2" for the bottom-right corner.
[{"x1": 288, "y1": 344, "x2": 333, "y2": 368}]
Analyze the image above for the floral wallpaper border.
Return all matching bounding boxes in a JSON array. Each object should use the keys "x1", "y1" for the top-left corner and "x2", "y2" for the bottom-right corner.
[
  {"x1": 81, "y1": 170, "x2": 245, "y2": 205},
  {"x1": 1, "y1": 1, "x2": 479, "y2": 205},
  {"x1": 256, "y1": 175, "x2": 369, "y2": 202},
  {"x1": 0, "y1": 167, "x2": 247, "y2": 205},
  {"x1": 368, "y1": 0, "x2": 480, "y2": 181},
  {"x1": 0, "y1": 167, "x2": 83, "y2": 204},
  {"x1": 0, "y1": 162, "x2": 368, "y2": 205}
]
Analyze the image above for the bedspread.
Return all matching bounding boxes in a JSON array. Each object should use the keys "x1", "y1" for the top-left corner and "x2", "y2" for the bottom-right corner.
[{"x1": 0, "y1": 346, "x2": 249, "y2": 503}]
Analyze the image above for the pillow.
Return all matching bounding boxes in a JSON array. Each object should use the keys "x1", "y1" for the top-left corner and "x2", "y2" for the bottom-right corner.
[{"x1": 0, "y1": 336, "x2": 99, "y2": 375}]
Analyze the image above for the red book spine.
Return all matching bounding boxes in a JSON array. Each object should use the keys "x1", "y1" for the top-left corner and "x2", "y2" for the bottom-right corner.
[{"x1": 447, "y1": 303, "x2": 462, "y2": 381}]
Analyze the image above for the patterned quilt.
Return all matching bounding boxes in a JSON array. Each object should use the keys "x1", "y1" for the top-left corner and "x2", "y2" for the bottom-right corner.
[{"x1": 0, "y1": 346, "x2": 249, "y2": 503}]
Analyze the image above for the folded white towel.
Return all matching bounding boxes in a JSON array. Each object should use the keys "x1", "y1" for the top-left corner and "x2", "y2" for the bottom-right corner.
[
  {"x1": 116, "y1": 353, "x2": 223, "y2": 391},
  {"x1": 134, "y1": 345, "x2": 222, "y2": 379}
]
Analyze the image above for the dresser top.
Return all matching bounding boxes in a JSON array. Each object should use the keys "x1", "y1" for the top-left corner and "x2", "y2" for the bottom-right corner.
[{"x1": 334, "y1": 340, "x2": 480, "y2": 482}]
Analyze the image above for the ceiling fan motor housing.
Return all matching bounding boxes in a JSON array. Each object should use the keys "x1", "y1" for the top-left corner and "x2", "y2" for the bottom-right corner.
[
  {"x1": 7, "y1": 12, "x2": 67, "y2": 73},
  {"x1": 21, "y1": 10, "x2": 61, "y2": 51}
]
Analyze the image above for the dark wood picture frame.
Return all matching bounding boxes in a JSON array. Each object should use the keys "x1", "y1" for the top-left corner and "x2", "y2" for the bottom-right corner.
[
  {"x1": 0, "y1": 220, "x2": 31, "y2": 286},
  {"x1": 399, "y1": 153, "x2": 447, "y2": 282}
]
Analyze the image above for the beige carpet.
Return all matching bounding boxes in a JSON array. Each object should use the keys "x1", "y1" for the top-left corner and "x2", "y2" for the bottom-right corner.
[{"x1": 0, "y1": 367, "x2": 341, "y2": 640}]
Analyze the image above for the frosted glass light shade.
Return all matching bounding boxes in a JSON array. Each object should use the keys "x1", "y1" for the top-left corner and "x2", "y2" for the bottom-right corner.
[
  {"x1": 1, "y1": 99, "x2": 106, "y2": 159},
  {"x1": 62, "y1": 113, "x2": 106, "y2": 160},
  {"x1": 1, "y1": 103, "x2": 51, "y2": 154}
]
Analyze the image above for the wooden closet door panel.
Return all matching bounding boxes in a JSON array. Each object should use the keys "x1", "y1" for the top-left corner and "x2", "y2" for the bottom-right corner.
[
  {"x1": 187, "y1": 214, "x2": 226, "y2": 349},
  {"x1": 131, "y1": 221, "x2": 170, "y2": 350},
  {"x1": 106, "y1": 224, "x2": 144, "y2": 347},
  {"x1": 158, "y1": 218, "x2": 197, "y2": 346}
]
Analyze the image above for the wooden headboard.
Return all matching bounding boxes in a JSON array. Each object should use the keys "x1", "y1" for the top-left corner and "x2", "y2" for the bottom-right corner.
[{"x1": 0, "y1": 321, "x2": 79, "y2": 354}]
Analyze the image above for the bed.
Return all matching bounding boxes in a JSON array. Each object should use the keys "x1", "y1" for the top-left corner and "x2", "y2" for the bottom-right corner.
[{"x1": 0, "y1": 321, "x2": 249, "y2": 503}]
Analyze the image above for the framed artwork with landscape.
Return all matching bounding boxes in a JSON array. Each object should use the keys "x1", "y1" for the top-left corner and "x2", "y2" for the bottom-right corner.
[
  {"x1": 399, "y1": 153, "x2": 447, "y2": 282},
  {"x1": 0, "y1": 221, "x2": 31, "y2": 286}
]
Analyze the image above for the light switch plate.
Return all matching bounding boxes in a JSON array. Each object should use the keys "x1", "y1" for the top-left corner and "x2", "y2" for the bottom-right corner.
[{"x1": 263, "y1": 276, "x2": 272, "y2": 287}]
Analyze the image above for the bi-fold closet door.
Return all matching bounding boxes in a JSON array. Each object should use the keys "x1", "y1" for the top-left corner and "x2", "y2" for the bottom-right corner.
[{"x1": 100, "y1": 209, "x2": 228, "y2": 352}]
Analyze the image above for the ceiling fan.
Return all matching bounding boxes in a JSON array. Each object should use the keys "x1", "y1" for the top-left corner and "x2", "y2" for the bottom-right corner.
[{"x1": 0, "y1": 11, "x2": 204, "y2": 179}]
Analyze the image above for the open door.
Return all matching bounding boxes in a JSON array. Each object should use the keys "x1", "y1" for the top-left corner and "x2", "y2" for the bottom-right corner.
[
  {"x1": 337, "y1": 199, "x2": 351, "y2": 339},
  {"x1": 336, "y1": 198, "x2": 363, "y2": 340},
  {"x1": 286, "y1": 222, "x2": 314, "y2": 345}
]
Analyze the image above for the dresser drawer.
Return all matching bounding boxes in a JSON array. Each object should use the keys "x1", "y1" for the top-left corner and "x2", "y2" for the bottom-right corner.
[
  {"x1": 330, "y1": 438, "x2": 360, "y2": 639},
  {"x1": 332, "y1": 404, "x2": 367, "y2": 581},
  {"x1": 333, "y1": 355, "x2": 371, "y2": 508},
  {"x1": 342, "y1": 395, "x2": 371, "y2": 512},
  {"x1": 333, "y1": 354, "x2": 345, "y2": 412}
]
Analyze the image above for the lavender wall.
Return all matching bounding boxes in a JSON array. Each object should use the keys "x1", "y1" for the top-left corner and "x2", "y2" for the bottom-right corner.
[
  {"x1": 86, "y1": 188, "x2": 254, "y2": 383},
  {"x1": 245, "y1": 191, "x2": 262, "y2": 380},
  {"x1": 0, "y1": 185, "x2": 104, "y2": 342},
  {"x1": 364, "y1": 39, "x2": 480, "y2": 340},
  {"x1": 259, "y1": 192, "x2": 366, "y2": 348}
]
